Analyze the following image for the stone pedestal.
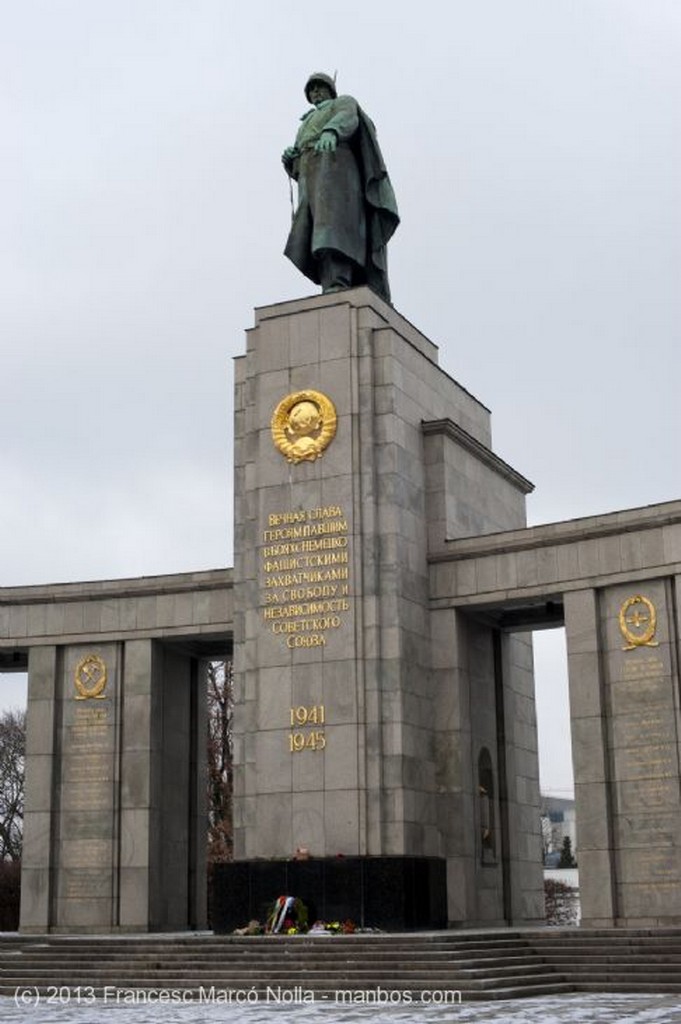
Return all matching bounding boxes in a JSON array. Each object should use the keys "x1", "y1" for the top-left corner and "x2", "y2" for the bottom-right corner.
[{"x1": 232, "y1": 289, "x2": 544, "y2": 926}]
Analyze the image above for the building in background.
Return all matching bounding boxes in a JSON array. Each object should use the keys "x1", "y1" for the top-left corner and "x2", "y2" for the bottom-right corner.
[{"x1": 541, "y1": 795, "x2": 577, "y2": 868}]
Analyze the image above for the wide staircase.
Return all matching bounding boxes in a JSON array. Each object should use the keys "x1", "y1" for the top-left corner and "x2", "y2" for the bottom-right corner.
[
  {"x1": 1, "y1": 929, "x2": 680, "y2": 1001},
  {"x1": 528, "y1": 928, "x2": 681, "y2": 994}
]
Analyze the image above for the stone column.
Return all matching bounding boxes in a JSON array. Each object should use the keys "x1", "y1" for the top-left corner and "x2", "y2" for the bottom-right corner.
[
  {"x1": 600, "y1": 580, "x2": 681, "y2": 925},
  {"x1": 52, "y1": 642, "x2": 123, "y2": 931},
  {"x1": 566, "y1": 580, "x2": 681, "y2": 927},
  {"x1": 431, "y1": 606, "x2": 476, "y2": 923},
  {"x1": 564, "y1": 588, "x2": 616, "y2": 926},
  {"x1": 118, "y1": 639, "x2": 154, "y2": 930},
  {"x1": 499, "y1": 632, "x2": 544, "y2": 925},
  {"x1": 20, "y1": 646, "x2": 58, "y2": 933},
  {"x1": 149, "y1": 644, "x2": 199, "y2": 930},
  {"x1": 121, "y1": 641, "x2": 207, "y2": 932}
]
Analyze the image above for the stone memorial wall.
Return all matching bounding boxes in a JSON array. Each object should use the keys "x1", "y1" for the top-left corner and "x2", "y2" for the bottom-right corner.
[{"x1": 4, "y1": 288, "x2": 681, "y2": 933}]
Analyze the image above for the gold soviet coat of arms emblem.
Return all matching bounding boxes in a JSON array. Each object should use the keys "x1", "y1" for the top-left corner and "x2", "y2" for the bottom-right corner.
[
  {"x1": 618, "y1": 595, "x2": 660, "y2": 651},
  {"x1": 271, "y1": 390, "x2": 337, "y2": 463},
  {"x1": 74, "y1": 653, "x2": 108, "y2": 700}
]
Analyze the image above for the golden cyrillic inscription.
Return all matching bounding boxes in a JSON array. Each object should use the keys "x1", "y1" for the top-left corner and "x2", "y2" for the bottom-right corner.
[
  {"x1": 74, "y1": 654, "x2": 108, "y2": 700},
  {"x1": 271, "y1": 390, "x2": 337, "y2": 463},
  {"x1": 261, "y1": 505, "x2": 351, "y2": 648},
  {"x1": 619, "y1": 595, "x2": 660, "y2": 651}
]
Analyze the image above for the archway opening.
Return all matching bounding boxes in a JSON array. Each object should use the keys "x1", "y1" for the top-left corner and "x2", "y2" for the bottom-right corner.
[
  {"x1": 0, "y1": 669, "x2": 27, "y2": 931},
  {"x1": 533, "y1": 628, "x2": 573, "y2": 801},
  {"x1": 532, "y1": 627, "x2": 579, "y2": 924}
]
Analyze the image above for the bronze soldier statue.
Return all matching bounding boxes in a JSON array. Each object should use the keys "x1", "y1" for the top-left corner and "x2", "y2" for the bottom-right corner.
[{"x1": 282, "y1": 73, "x2": 399, "y2": 303}]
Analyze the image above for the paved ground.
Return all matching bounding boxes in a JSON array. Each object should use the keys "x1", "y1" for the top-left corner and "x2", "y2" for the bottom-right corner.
[{"x1": 3, "y1": 993, "x2": 681, "y2": 1023}]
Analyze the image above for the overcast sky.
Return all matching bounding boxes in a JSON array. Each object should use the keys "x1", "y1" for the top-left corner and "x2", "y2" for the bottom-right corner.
[{"x1": 2, "y1": 1, "x2": 680, "y2": 796}]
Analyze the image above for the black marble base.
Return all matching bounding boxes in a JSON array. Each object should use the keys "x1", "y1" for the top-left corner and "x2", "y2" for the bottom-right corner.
[{"x1": 212, "y1": 856, "x2": 447, "y2": 933}]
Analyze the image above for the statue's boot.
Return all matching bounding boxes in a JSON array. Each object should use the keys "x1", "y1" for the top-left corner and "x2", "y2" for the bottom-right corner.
[{"x1": 318, "y1": 250, "x2": 353, "y2": 292}]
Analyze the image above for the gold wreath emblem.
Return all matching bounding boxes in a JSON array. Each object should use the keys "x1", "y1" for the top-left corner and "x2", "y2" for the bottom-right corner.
[
  {"x1": 74, "y1": 654, "x2": 108, "y2": 700},
  {"x1": 619, "y1": 595, "x2": 659, "y2": 651},
  {"x1": 271, "y1": 390, "x2": 337, "y2": 464}
]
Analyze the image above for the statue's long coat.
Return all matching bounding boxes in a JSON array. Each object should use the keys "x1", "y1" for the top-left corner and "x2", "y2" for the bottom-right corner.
[{"x1": 284, "y1": 95, "x2": 399, "y2": 303}]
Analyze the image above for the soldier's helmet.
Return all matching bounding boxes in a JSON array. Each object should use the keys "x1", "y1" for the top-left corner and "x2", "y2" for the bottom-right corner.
[{"x1": 305, "y1": 73, "x2": 337, "y2": 101}]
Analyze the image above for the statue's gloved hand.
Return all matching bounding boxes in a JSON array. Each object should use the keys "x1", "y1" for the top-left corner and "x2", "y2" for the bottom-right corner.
[
  {"x1": 281, "y1": 146, "x2": 298, "y2": 171},
  {"x1": 314, "y1": 130, "x2": 337, "y2": 153}
]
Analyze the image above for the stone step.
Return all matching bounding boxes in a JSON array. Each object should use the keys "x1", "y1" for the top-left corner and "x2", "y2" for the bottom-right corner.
[
  {"x1": 0, "y1": 944, "x2": 534, "y2": 959},
  {"x1": 544, "y1": 970, "x2": 681, "y2": 982},
  {"x1": 0, "y1": 949, "x2": 550, "y2": 967},
  {"x1": 19, "y1": 936, "x2": 354, "y2": 943},
  {"x1": 1, "y1": 933, "x2": 532, "y2": 946},
  {"x1": 533, "y1": 949, "x2": 681, "y2": 962},
  {"x1": 0, "y1": 962, "x2": 554, "y2": 975},
  {"x1": 528, "y1": 937, "x2": 679, "y2": 946},
  {"x1": 574, "y1": 981, "x2": 681, "y2": 994},
  {"x1": 531, "y1": 937, "x2": 681, "y2": 946},
  {"x1": 3, "y1": 939, "x2": 535, "y2": 954},
  {"x1": 0, "y1": 967, "x2": 559, "y2": 986},
  {"x1": 533, "y1": 932, "x2": 681, "y2": 939},
  {"x1": 465, "y1": 983, "x2": 575, "y2": 1001},
  {"x1": 0, "y1": 982, "x2": 576, "y2": 1002},
  {"x1": 0, "y1": 957, "x2": 547, "y2": 971},
  {"x1": 0, "y1": 961, "x2": 562, "y2": 982},
  {"x1": 531, "y1": 940, "x2": 681, "y2": 950},
  {"x1": 0, "y1": 940, "x2": 535, "y2": 953},
  {"x1": 2, "y1": 959, "x2": 550, "y2": 977},
  {"x1": 0, "y1": 955, "x2": 548, "y2": 966},
  {"x1": 0, "y1": 979, "x2": 563, "y2": 996}
]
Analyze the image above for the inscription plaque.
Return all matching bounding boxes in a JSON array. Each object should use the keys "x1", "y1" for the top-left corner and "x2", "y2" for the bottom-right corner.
[
  {"x1": 58, "y1": 676, "x2": 116, "y2": 915},
  {"x1": 260, "y1": 504, "x2": 351, "y2": 649}
]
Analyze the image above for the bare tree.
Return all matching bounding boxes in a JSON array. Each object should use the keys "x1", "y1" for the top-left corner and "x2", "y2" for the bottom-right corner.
[
  {"x1": 0, "y1": 708, "x2": 25, "y2": 862},
  {"x1": 206, "y1": 661, "x2": 233, "y2": 862},
  {"x1": 540, "y1": 812, "x2": 553, "y2": 859}
]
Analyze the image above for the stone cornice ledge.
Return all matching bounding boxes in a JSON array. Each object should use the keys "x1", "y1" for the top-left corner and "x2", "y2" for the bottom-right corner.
[
  {"x1": 0, "y1": 568, "x2": 233, "y2": 606},
  {"x1": 422, "y1": 418, "x2": 534, "y2": 495},
  {"x1": 429, "y1": 500, "x2": 681, "y2": 563}
]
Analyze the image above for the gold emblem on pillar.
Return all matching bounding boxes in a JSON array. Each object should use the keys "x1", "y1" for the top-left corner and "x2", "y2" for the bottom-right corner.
[
  {"x1": 74, "y1": 654, "x2": 108, "y2": 700},
  {"x1": 618, "y1": 595, "x2": 659, "y2": 651},
  {"x1": 271, "y1": 390, "x2": 337, "y2": 463}
]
